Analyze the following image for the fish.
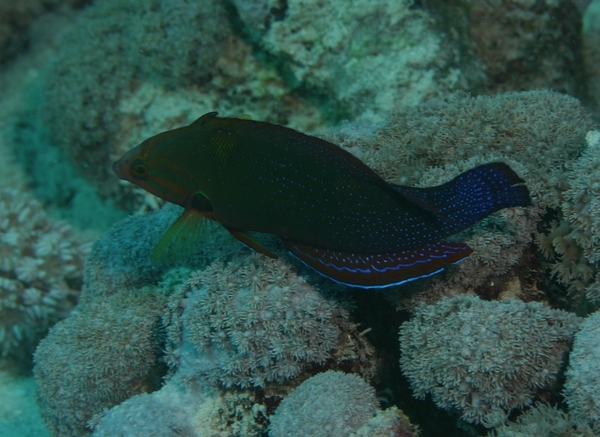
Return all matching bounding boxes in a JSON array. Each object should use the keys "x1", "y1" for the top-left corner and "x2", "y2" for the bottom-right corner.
[{"x1": 112, "y1": 112, "x2": 531, "y2": 288}]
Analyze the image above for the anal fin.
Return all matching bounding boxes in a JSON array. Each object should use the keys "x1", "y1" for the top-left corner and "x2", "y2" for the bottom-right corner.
[
  {"x1": 227, "y1": 228, "x2": 278, "y2": 258},
  {"x1": 283, "y1": 240, "x2": 472, "y2": 288}
]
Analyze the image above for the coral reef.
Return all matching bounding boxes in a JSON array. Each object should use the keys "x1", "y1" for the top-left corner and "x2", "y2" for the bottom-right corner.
[
  {"x1": 326, "y1": 90, "x2": 594, "y2": 306},
  {"x1": 488, "y1": 403, "x2": 595, "y2": 437},
  {"x1": 269, "y1": 370, "x2": 378, "y2": 437},
  {"x1": 83, "y1": 204, "x2": 189, "y2": 295},
  {"x1": 166, "y1": 254, "x2": 355, "y2": 388},
  {"x1": 468, "y1": 0, "x2": 585, "y2": 95},
  {"x1": 90, "y1": 379, "x2": 203, "y2": 437},
  {"x1": 0, "y1": 188, "x2": 91, "y2": 360},
  {"x1": 245, "y1": 0, "x2": 479, "y2": 122},
  {"x1": 5, "y1": 1, "x2": 596, "y2": 435},
  {"x1": 399, "y1": 294, "x2": 580, "y2": 428},
  {"x1": 39, "y1": 0, "x2": 231, "y2": 190},
  {"x1": 90, "y1": 379, "x2": 272, "y2": 436},
  {"x1": 0, "y1": 0, "x2": 89, "y2": 66},
  {"x1": 563, "y1": 307, "x2": 600, "y2": 429},
  {"x1": 541, "y1": 131, "x2": 600, "y2": 301},
  {"x1": 328, "y1": 90, "x2": 592, "y2": 205},
  {"x1": 33, "y1": 201, "x2": 376, "y2": 436},
  {"x1": 348, "y1": 406, "x2": 419, "y2": 437},
  {"x1": 34, "y1": 287, "x2": 168, "y2": 437},
  {"x1": 29, "y1": 85, "x2": 598, "y2": 437}
]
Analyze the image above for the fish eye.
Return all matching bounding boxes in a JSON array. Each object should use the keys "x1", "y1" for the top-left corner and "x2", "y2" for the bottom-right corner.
[{"x1": 130, "y1": 159, "x2": 149, "y2": 179}]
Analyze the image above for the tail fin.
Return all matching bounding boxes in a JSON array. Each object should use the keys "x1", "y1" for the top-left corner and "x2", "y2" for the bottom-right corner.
[{"x1": 394, "y1": 163, "x2": 530, "y2": 234}]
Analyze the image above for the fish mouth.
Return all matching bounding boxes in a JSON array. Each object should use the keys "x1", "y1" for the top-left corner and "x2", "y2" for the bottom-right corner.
[{"x1": 112, "y1": 157, "x2": 128, "y2": 179}]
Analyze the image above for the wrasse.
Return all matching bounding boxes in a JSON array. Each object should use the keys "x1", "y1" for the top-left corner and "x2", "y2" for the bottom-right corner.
[{"x1": 113, "y1": 112, "x2": 530, "y2": 288}]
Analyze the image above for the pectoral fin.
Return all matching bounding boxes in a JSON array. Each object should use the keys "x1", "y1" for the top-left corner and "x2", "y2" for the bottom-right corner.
[{"x1": 151, "y1": 208, "x2": 216, "y2": 264}]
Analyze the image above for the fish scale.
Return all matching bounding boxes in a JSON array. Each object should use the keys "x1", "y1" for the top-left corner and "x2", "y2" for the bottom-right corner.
[{"x1": 113, "y1": 112, "x2": 531, "y2": 288}]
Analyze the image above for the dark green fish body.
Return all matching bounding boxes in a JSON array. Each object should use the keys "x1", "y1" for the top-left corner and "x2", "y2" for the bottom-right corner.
[{"x1": 113, "y1": 112, "x2": 530, "y2": 288}]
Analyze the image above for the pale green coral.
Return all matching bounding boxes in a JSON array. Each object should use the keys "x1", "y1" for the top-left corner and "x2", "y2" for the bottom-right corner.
[
  {"x1": 167, "y1": 255, "x2": 351, "y2": 388},
  {"x1": 488, "y1": 403, "x2": 596, "y2": 437},
  {"x1": 34, "y1": 287, "x2": 168, "y2": 437},
  {"x1": 545, "y1": 130, "x2": 600, "y2": 301},
  {"x1": 90, "y1": 380, "x2": 204, "y2": 437},
  {"x1": 269, "y1": 371, "x2": 378, "y2": 437},
  {"x1": 328, "y1": 90, "x2": 591, "y2": 205},
  {"x1": 348, "y1": 406, "x2": 418, "y2": 437},
  {"x1": 563, "y1": 308, "x2": 600, "y2": 429},
  {"x1": 399, "y1": 294, "x2": 580, "y2": 428}
]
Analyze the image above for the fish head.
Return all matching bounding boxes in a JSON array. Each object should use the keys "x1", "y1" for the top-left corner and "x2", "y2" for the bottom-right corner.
[{"x1": 112, "y1": 127, "x2": 198, "y2": 206}]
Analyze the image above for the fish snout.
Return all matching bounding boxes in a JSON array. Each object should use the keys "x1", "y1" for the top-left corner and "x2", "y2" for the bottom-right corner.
[{"x1": 112, "y1": 157, "x2": 128, "y2": 179}]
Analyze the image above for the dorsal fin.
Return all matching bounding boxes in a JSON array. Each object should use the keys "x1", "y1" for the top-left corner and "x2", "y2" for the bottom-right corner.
[{"x1": 190, "y1": 111, "x2": 219, "y2": 127}]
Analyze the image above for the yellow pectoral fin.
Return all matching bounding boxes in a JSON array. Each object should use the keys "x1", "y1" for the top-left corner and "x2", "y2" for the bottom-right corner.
[
  {"x1": 151, "y1": 208, "x2": 216, "y2": 264},
  {"x1": 226, "y1": 228, "x2": 278, "y2": 259}
]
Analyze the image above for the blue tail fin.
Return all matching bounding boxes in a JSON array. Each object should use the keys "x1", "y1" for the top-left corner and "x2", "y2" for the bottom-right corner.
[{"x1": 394, "y1": 163, "x2": 531, "y2": 234}]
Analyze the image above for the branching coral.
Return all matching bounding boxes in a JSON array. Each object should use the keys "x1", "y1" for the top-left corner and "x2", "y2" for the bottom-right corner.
[
  {"x1": 269, "y1": 371, "x2": 379, "y2": 437},
  {"x1": 399, "y1": 294, "x2": 580, "y2": 428},
  {"x1": 0, "y1": 188, "x2": 91, "y2": 360},
  {"x1": 563, "y1": 307, "x2": 600, "y2": 429},
  {"x1": 165, "y1": 254, "x2": 355, "y2": 388}
]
